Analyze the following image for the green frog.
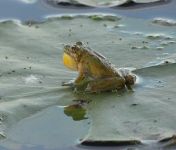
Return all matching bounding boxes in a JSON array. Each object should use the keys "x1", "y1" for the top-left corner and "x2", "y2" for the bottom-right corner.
[{"x1": 62, "y1": 42, "x2": 136, "y2": 93}]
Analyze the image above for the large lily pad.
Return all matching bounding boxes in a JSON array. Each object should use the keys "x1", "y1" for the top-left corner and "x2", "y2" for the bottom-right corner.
[
  {"x1": 46, "y1": 0, "x2": 163, "y2": 7},
  {"x1": 0, "y1": 14, "x2": 176, "y2": 149},
  {"x1": 82, "y1": 63, "x2": 176, "y2": 145}
]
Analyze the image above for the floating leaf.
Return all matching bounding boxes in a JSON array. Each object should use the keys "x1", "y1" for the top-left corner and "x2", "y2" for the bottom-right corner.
[{"x1": 46, "y1": 0, "x2": 163, "y2": 7}]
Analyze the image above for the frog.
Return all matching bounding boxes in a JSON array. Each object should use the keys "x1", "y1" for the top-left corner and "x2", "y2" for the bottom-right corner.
[{"x1": 62, "y1": 42, "x2": 136, "y2": 93}]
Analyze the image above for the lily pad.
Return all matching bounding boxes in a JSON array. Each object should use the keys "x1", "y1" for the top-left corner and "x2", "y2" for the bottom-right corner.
[
  {"x1": 46, "y1": 0, "x2": 163, "y2": 7},
  {"x1": 0, "y1": 14, "x2": 176, "y2": 148},
  {"x1": 82, "y1": 63, "x2": 176, "y2": 143}
]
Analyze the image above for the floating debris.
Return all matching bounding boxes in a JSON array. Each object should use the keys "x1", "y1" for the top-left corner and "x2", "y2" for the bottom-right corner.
[
  {"x1": 160, "y1": 41, "x2": 176, "y2": 46},
  {"x1": 24, "y1": 75, "x2": 39, "y2": 84},
  {"x1": 146, "y1": 33, "x2": 173, "y2": 40},
  {"x1": 156, "y1": 47, "x2": 164, "y2": 50},
  {"x1": 131, "y1": 45, "x2": 149, "y2": 49},
  {"x1": 130, "y1": 103, "x2": 139, "y2": 107},
  {"x1": 45, "y1": 14, "x2": 121, "y2": 22},
  {"x1": 0, "y1": 132, "x2": 6, "y2": 139},
  {"x1": 60, "y1": 16, "x2": 74, "y2": 20},
  {"x1": 88, "y1": 15, "x2": 120, "y2": 22},
  {"x1": 158, "y1": 59, "x2": 176, "y2": 65},
  {"x1": 152, "y1": 18, "x2": 176, "y2": 26}
]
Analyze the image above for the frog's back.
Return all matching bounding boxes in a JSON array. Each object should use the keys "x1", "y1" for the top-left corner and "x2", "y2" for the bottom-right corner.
[{"x1": 81, "y1": 48, "x2": 120, "y2": 78}]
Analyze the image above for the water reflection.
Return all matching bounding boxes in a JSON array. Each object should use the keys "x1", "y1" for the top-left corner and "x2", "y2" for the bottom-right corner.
[{"x1": 64, "y1": 100, "x2": 90, "y2": 121}]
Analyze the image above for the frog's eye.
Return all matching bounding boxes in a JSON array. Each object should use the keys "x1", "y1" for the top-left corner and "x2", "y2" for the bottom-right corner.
[
  {"x1": 64, "y1": 45, "x2": 71, "y2": 50},
  {"x1": 76, "y1": 41, "x2": 83, "y2": 46}
]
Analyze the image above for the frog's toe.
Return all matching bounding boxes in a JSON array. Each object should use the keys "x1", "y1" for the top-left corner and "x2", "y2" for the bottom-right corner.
[
  {"x1": 62, "y1": 81, "x2": 74, "y2": 87},
  {"x1": 85, "y1": 85, "x2": 91, "y2": 92},
  {"x1": 62, "y1": 81, "x2": 66, "y2": 86},
  {"x1": 128, "y1": 89, "x2": 135, "y2": 93}
]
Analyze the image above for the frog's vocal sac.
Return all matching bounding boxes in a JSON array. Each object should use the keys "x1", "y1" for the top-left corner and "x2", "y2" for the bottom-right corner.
[{"x1": 62, "y1": 42, "x2": 136, "y2": 93}]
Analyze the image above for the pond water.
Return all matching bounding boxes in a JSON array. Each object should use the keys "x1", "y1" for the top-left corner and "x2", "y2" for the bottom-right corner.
[
  {"x1": 0, "y1": 1, "x2": 176, "y2": 150},
  {"x1": 0, "y1": 0, "x2": 176, "y2": 21}
]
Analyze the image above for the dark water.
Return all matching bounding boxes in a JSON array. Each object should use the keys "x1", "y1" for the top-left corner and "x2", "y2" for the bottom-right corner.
[{"x1": 0, "y1": 0, "x2": 176, "y2": 21}]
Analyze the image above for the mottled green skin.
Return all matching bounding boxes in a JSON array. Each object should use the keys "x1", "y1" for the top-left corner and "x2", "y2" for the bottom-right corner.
[{"x1": 62, "y1": 42, "x2": 136, "y2": 93}]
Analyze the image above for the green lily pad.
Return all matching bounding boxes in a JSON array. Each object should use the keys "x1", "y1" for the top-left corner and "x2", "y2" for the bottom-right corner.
[
  {"x1": 0, "y1": 14, "x2": 176, "y2": 148},
  {"x1": 82, "y1": 63, "x2": 176, "y2": 144}
]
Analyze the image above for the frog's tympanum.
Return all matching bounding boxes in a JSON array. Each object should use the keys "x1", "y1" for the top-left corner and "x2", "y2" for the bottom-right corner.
[{"x1": 62, "y1": 42, "x2": 136, "y2": 93}]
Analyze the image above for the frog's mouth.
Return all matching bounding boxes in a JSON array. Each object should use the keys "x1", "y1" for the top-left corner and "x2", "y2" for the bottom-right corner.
[{"x1": 63, "y1": 52, "x2": 77, "y2": 71}]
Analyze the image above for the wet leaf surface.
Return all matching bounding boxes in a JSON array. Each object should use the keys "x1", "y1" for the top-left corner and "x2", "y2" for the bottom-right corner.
[{"x1": 0, "y1": 14, "x2": 176, "y2": 149}]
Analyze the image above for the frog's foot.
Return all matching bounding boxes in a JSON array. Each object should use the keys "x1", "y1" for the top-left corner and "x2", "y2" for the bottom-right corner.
[
  {"x1": 119, "y1": 69, "x2": 136, "y2": 87},
  {"x1": 124, "y1": 74, "x2": 136, "y2": 92},
  {"x1": 85, "y1": 77, "x2": 126, "y2": 93}
]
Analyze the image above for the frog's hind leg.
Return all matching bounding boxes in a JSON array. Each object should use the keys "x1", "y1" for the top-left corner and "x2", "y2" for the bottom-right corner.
[
  {"x1": 85, "y1": 77, "x2": 126, "y2": 93},
  {"x1": 124, "y1": 74, "x2": 136, "y2": 91}
]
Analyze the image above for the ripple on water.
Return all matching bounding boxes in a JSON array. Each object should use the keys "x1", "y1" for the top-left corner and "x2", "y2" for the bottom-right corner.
[{"x1": 16, "y1": 0, "x2": 37, "y2": 4}]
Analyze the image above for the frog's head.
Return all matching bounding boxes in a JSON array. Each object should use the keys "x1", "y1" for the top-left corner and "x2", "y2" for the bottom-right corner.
[{"x1": 63, "y1": 42, "x2": 84, "y2": 71}]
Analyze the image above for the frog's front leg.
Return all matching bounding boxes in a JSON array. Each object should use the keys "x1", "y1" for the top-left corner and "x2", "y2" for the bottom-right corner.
[
  {"x1": 85, "y1": 77, "x2": 126, "y2": 93},
  {"x1": 124, "y1": 74, "x2": 136, "y2": 91},
  {"x1": 62, "y1": 63, "x2": 86, "y2": 87},
  {"x1": 62, "y1": 79, "x2": 75, "y2": 87},
  {"x1": 62, "y1": 72, "x2": 91, "y2": 91},
  {"x1": 61, "y1": 74, "x2": 85, "y2": 87}
]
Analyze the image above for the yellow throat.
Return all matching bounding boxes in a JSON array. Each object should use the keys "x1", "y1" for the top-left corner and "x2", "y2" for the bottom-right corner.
[{"x1": 63, "y1": 53, "x2": 77, "y2": 71}]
